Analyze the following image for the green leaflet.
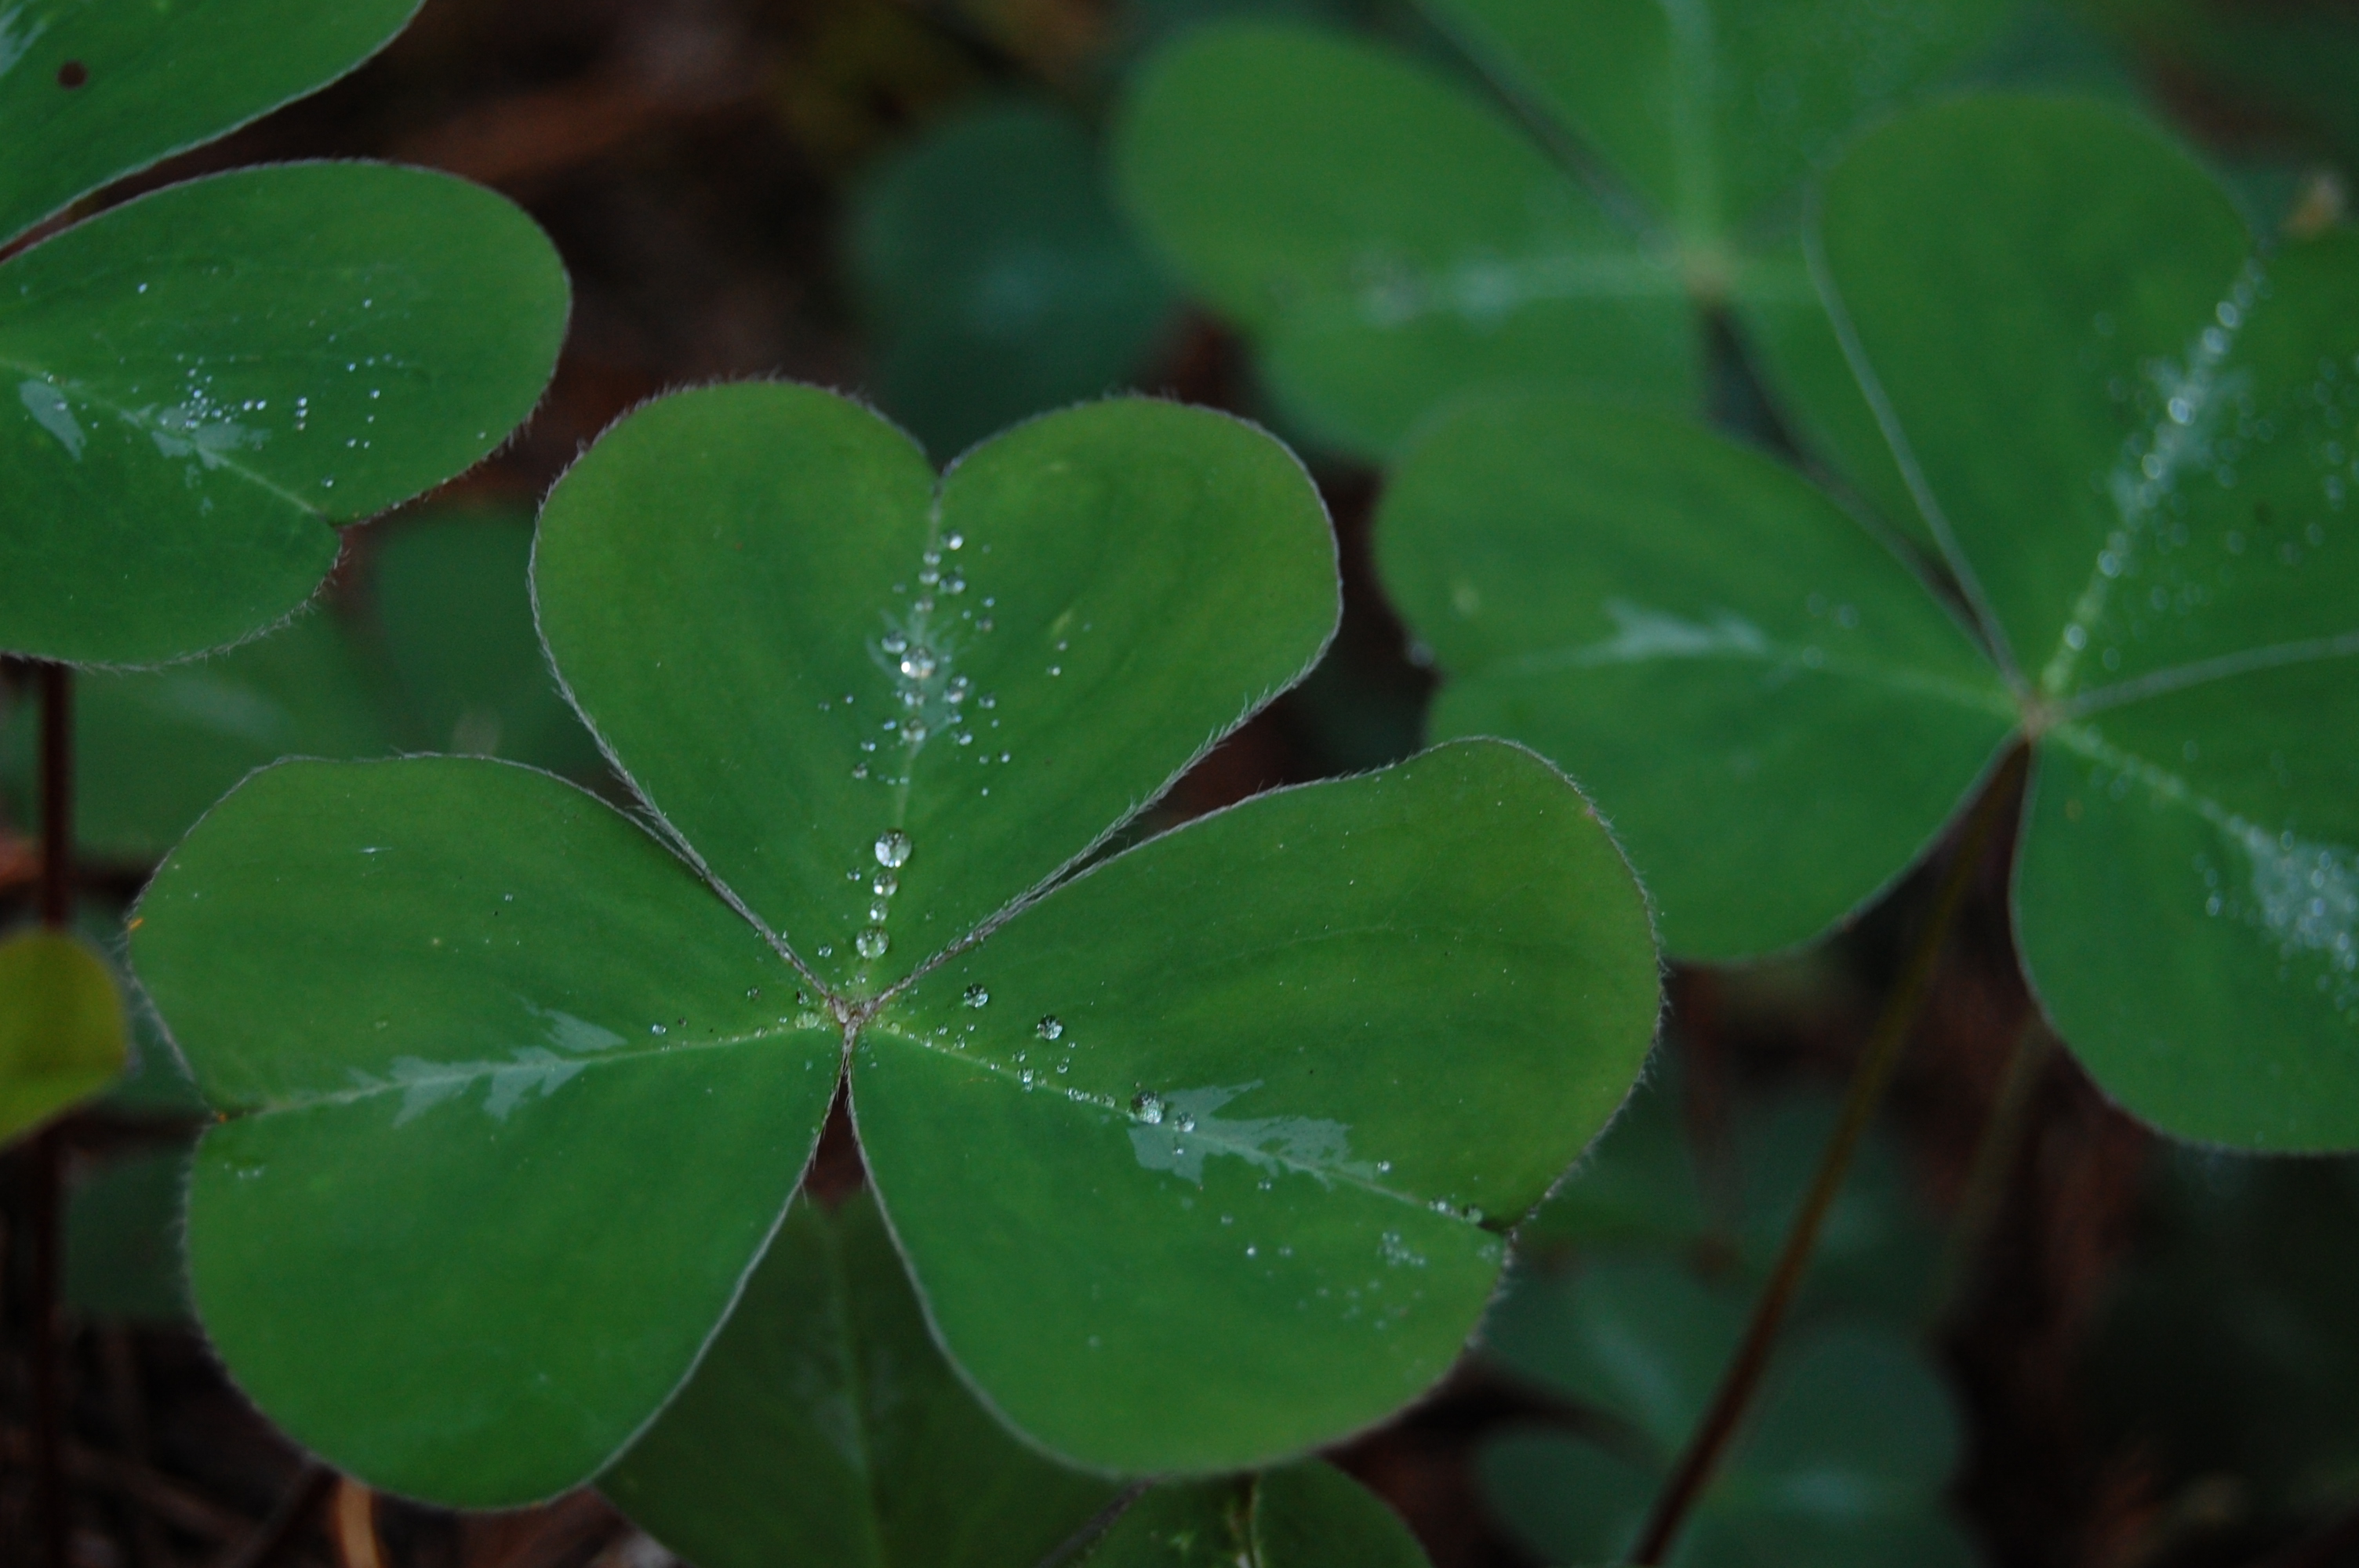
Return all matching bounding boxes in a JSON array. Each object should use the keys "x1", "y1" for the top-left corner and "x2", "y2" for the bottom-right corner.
[
  {"x1": 848, "y1": 97, "x2": 1179, "y2": 459},
  {"x1": 1, "y1": 163, "x2": 568, "y2": 665},
  {"x1": 1381, "y1": 95, "x2": 2359, "y2": 1149},
  {"x1": 1379, "y1": 393, "x2": 2014, "y2": 960},
  {"x1": 1478, "y1": 1261, "x2": 1972, "y2": 1567},
  {"x1": 0, "y1": 0, "x2": 420, "y2": 247},
  {"x1": 1112, "y1": 1, "x2": 2016, "y2": 521},
  {"x1": 134, "y1": 386, "x2": 1662, "y2": 1501},
  {"x1": 604, "y1": 1190, "x2": 1121, "y2": 1568},
  {"x1": 0, "y1": 926, "x2": 128, "y2": 1144},
  {"x1": 1085, "y1": 1463, "x2": 1430, "y2": 1567}
]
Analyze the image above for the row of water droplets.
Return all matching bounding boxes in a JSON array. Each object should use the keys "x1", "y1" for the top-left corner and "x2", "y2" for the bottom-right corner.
[{"x1": 2044, "y1": 266, "x2": 2261, "y2": 695}]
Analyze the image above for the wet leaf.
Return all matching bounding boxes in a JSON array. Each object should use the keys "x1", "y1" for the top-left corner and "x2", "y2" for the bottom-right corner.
[
  {"x1": 1378, "y1": 393, "x2": 2013, "y2": 960},
  {"x1": 1, "y1": 163, "x2": 568, "y2": 665},
  {"x1": 1383, "y1": 96, "x2": 2359, "y2": 1148},
  {"x1": 604, "y1": 1189, "x2": 1121, "y2": 1568},
  {"x1": 132, "y1": 759, "x2": 838, "y2": 1504},
  {"x1": 1112, "y1": 0, "x2": 2014, "y2": 514},
  {"x1": 1818, "y1": 96, "x2": 2359, "y2": 1147},
  {"x1": 849, "y1": 97, "x2": 1178, "y2": 458},
  {"x1": 133, "y1": 386, "x2": 1661, "y2": 1501},
  {"x1": 0, "y1": 926, "x2": 127, "y2": 1144},
  {"x1": 0, "y1": 0, "x2": 420, "y2": 246}
]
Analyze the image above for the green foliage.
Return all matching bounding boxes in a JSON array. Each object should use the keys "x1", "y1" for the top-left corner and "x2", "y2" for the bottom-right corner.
[
  {"x1": 0, "y1": 927, "x2": 127, "y2": 1142},
  {"x1": 1477, "y1": 1072, "x2": 1971, "y2": 1566},
  {"x1": 849, "y1": 98, "x2": 1178, "y2": 458},
  {"x1": 1381, "y1": 96, "x2": 2359, "y2": 1149},
  {"x1": 0, "y1": 506, "x2": 594, "y2": 862},
  {"x1": 605, "y1": 1189, "x2": 1123, "y2": 1568},
  {"x1": 130, "y1": 385, "x2": 1661, "y2": 1504},
  {"x1": 1085, "y1": 1463, "x2": 1430, "y2": 1566},
  {"x1": 1112, "y1": 0, "x2": 2016, "y2": 510},
  {"x1": 1, "y1": 2, "x2": 567, "y2": 666}
]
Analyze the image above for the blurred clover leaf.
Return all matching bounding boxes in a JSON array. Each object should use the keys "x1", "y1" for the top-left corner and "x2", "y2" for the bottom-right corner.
[
  {"x1": 0, "y1": 927, "x2": 126, "y2": 1143},
  {"x1": 1, "y1": 0, "x2": 569, "y2": 666},
  {"x1": 65, "y1": 1144, "x2": 191, "y2": 1323},
  {"x1": 129, "y1": 384, "x2": 1661, "y2": 1505},
  {"x1": 1085, "y1": 1461, "x2": 1432, "y2": 1567},
  {"x1": 1479, "y1": 1258, "x2": 1974, "y2": 1568},
  {"x1": 1379, "y1": 95, "x2": 2359, "y2": 1149},
  {"x1": 1110, "y1": 0, "x2": 2016, "y2": 516},
  {"x1": 849, "y1": 96, "x2": 1178, "y2": 459},
  {"x1": 1, "y1": 505, "x2": 595, "y2": 863},
  {"x1": 605, "y1": 1188, "x2": 1124, "y2": 1568}
]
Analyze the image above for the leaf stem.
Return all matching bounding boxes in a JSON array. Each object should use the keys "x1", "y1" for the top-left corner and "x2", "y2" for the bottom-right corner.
[
  {"x1": 1631, "y1": 742, "x2": 2028, "y2": 1565},
  {"x1": 1035, "y1": 1479, "x2": 1153, "y2": 1568},
  {"x1": 39, "y1": 662, "x2": 69, "y2": 928}
]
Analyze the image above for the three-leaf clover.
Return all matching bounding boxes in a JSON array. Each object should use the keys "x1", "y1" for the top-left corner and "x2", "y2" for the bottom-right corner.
[
  {"x1": 2, "y1": 0, "x2": 568, "y2": 666},
  {"x1": 1378, "y1": 95, "x2": 2359, "y2": 1149},
  {"x1": 130, "y1": 385, "x2": 1660, "y2": 1504},
  {"x1": 1111, "y1": 0, "x2": 2016, "y2": 518}
]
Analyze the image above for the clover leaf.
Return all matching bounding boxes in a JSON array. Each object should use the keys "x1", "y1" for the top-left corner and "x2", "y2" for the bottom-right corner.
[
  {"x1": 0, "y1": 927, "x2": 127, "y2": 1143},
  {"x1": 1111, "y1": 0, "x2": 2014, "y2": 517},
  {"x1": 1378, "y1": 95, "x2": 2359, "y2": 1149},
  {"x1": 604, "y1": 1189, "x2": 1123, "y2": 1568},
  {"x1": 2, "y1": 0, "x2": 568, "y2": 666},
  {"x1": 129, "y1": 385, "x2": 1661, "y2": 1504}
]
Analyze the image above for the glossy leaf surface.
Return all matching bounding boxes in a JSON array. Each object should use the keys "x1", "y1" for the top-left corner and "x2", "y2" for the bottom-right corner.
[
  {"x1": 534, "y1": 385, "x2": 1338, "y2": 999},
  {"x1": 0, "y1": 927, "x2": 127, "y2": 1143},
  {"x1": 0, "y1": 0, "x2": 420, "y2": 246},
  {"x1": 849, "y1": 98, "x2": 1177, "y2": 458},
  {"x1": 135, "y1": 385, "x2": 1662, "y2": 1501},
  {"x1": 1379, "y1": 393, "x2": 2013, "y2": 959},
  {"x1": 2, "y1": 163, "x2": 568, "y2": 666},
  {"x1": 861, "y1": 741, "x2": 1658, "y2": 1471},
  {"x1": 604, "y1": 1189, "x2": 1119, "y2": 1568},
  {"x1": 133, "y1": 760, "x2": 838, "y2": 1504},
  {"x1": 1816, "y1": 97, "x2": 2359, "y2": 1148}
]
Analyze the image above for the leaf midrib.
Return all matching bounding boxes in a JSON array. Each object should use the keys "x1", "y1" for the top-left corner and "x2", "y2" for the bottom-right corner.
[
  {"x1": 0, "y1": 349, "x2": 327, "y2": 517},
  {"x1": 220, "y1": 1022, "x2": 813, "y2": 1119},
  {"x1": 859, "y1": 1021, "x2": 1485, "y2": 1225}
]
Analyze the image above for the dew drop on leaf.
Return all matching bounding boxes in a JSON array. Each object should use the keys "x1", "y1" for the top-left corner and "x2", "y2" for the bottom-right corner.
[
  {"x1": 874, "y1": 830, "x2": 911, "y2": 868},
  {"x1": 1132, "y1": 1092, "x2": 1164, "y2": 1123},
  {"x1": 962, "y1": 985, "x2": 989, "y2": 1009},
  {"x1": 855, "y1": 927, "x2": 890, "y2": 960},
  {"x1": 1037, "y1": 1015, "x2": 1063, "y2": 1041}
]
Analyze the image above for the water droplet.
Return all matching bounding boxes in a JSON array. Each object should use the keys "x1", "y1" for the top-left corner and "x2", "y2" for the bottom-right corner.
[
  {"x1": 962, "y1": 985, "x2": 990, "y2": 1009},
  {"x1": 746, "y1": 987, "x2": 761, "y2": 1000},
  {"x1": 855, "y1": 927, "x2": 890, "y2": 960},
  {"x1": 1037, "y1": 1015, "x2": 1063, "y2": 1040},
  {"x1": 1377, "y1": 1160, "x2": 1392, "y2": 1173},
  {"x1": 874, "y1": 830, "x2": 911, "y2": 868},
  {"x1": 818, "y1": 945, "x2": 834, "y2": 958},
  {"x1": 979, "y1": 692, "x2": 997, "y2": 709},
  {"x1": 976, "y1": 618, "x2": 994, "y2": 633},
  {"x1": 900, "y1": 648, "x2": 936, "y2": 681},
  {"x1": 945, "y1": 532, "x2": 965, "y2": 550},
  {"x1": 873, "y1": 873, "x2": 898, "y2": 897},
  {"x1": 947, "y1": 676, "x2": 971, "y2": 703},
  {"x1": 943, "y1": 575, "x2": 966, "y2": 594},
  {"x1": 869, "y1": 900, "x2": 891, "y2": 922},
  {"x1": 1048, "y1": 665, "x2": 1062, "y2": 677},
  {"x1": 650, "y1": 1023, "x2": 668, "y2": 1036},
  {"x1": 852, "y1": 763, "x2": 870, "y2": 779},
  {"x1": 1132, "y1": 1091, "x2": 1164, "y2": 1123},
  {"x1": 1175, "y1": 1112, "x2": 1197, "y2": 1132},
  {"x1": 881, "y1": 631, "x2": 907, "y2": 655}
]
